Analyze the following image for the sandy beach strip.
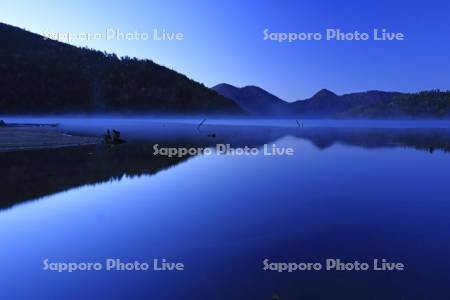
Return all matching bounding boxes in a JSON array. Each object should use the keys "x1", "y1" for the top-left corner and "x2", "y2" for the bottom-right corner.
[{"x1": 0, "y1": 126, "x2": 101, "y2": 152}]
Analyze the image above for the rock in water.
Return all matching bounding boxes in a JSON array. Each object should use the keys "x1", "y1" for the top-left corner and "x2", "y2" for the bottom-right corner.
[
  {"x1": 103, "y1": 129, "x2": 127, "y2": 145},
  {"x1": 0, "y1": 120, "x2": 6, "y2": 127}
]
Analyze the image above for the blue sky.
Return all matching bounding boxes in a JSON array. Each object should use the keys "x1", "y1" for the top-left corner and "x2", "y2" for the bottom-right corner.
[{"x1": 1, "y1": 0, "x2": 449, "y2": 101}]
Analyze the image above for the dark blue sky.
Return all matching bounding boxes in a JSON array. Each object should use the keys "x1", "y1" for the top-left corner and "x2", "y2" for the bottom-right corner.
[{"x1": 2, "y1": 0, "x2": 449, "y2": 100}]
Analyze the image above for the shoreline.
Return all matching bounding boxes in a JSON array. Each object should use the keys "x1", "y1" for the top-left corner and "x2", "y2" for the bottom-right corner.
[{"x1": 0, "y1": 126, "x2": 101, "y2": 153}]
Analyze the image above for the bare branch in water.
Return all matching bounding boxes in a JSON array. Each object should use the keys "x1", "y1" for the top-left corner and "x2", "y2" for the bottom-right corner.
[{"x1": 197, "y1": 119, "x2": 207, "y2": 130}]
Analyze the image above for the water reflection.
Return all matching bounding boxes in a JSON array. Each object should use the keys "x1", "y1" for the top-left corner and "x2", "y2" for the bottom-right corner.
[
  {"x1": 1, "y1": 122, "x2": 450, "y2": 299},
  {"x1": 1, "y1": 125, "x2": 449, "y2": 210}
]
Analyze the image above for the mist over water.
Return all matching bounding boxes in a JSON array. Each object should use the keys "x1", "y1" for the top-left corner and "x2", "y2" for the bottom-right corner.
[
  {"x1": 3, "y1": 114, "x2": 450, "y2": 128},
  {"x1": 1, "y1": 116, "x2": 450, "y2": 299}
]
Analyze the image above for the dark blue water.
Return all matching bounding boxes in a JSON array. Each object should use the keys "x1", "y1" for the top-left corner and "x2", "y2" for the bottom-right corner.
[{"x1": 1, "y1": 118, "x2": 450, "y2": 299}]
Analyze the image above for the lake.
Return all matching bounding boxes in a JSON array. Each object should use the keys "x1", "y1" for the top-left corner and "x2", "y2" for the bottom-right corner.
[{"x1": 1, "y1": 117, "x2": 450, "y2": 299}]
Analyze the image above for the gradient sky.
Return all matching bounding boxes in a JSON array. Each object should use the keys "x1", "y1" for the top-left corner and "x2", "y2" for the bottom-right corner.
[{"x1": 2, "y1": 0, "x2": 449, "y2": 101}]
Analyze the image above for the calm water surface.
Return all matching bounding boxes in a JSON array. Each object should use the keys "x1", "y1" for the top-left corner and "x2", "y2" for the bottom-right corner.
[{"x1": 0, "y1": 118, "x2": 450, "y2": 299}]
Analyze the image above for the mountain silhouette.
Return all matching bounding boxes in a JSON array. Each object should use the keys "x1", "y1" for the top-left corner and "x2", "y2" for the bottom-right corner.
[
  {"x1": 292, "y1": 90, "x2": 404, "y2": 116},
  {"x1": 1, "y1": 21, "x2": 449, "y2": 118},
  {"x1": 214, "y1": 83, "x2": 450, "y2": 118},
  {"x1": 0, "y1": 22, "x2": 242, "y2": 115},
  {"x1": 212, "y1": 83, "x2": 290, "y2": 116},
  {"x1": 312, "y1": 89, "x2": 339, "y2": 99}
]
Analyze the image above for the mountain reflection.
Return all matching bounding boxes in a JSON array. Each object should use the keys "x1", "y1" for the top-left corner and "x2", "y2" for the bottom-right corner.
[{"x1": 1, "y1": 126, "x2": 449, "y2": 210}]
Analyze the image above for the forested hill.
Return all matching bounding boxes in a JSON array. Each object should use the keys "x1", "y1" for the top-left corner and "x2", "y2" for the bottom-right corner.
[
  {"x1": 0, "y1": 23, "x2": 243, "y2": 115},
  {"x1": 343, "y1": 90, "x2": 450, "y2": 118}
]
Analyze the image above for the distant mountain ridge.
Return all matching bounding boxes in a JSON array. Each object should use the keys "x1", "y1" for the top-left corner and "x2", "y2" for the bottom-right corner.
[
  {"x1": 1, "y1": 22, "x2": 449, "y2": 118},
  {"x1": 291, "y1": 89, "x2": 404, "y2": 116},
  {"x1": 212, "y1": 83, "x2": 290, "y2": 116},
  {"x1": 0, "y1": 22, "x2": 242, "y2": 114},
  {"x1": 213, "y1": 83, "x2": 450, "y2": 118},
  {"x1": 343, "y1": 90, "x2": 450, "y2": 118}
]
